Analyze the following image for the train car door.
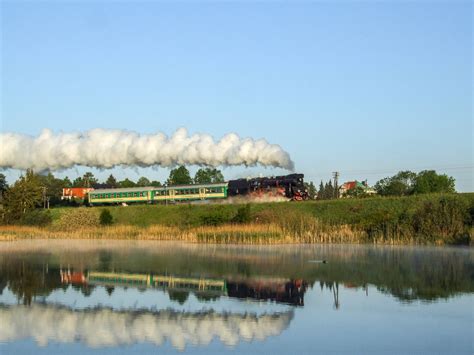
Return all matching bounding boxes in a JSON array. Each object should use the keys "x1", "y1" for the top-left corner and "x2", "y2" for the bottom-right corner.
[{"x1": 199, "y1": 188, "x2": 205, "y2": 200}]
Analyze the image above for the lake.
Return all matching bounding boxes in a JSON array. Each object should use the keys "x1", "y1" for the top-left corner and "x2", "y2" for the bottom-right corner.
[{"x1": 0, "y1": 240, "x2": 472, "y2": 354}]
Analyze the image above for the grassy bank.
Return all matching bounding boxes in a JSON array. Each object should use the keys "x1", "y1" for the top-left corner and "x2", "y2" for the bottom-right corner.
[{"x1": 1, "y1": 193, "x2": 473, "y2": 245}]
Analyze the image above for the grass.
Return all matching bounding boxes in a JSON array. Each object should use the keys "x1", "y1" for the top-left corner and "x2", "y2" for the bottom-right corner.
[{"x1": 1, "y1": 193, "x2": 472, "y2": 245}]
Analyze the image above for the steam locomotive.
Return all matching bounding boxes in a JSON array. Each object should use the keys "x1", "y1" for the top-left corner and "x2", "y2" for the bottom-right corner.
[{"x1": 228, "y1": 174, "x2": 308, "y2": 201}]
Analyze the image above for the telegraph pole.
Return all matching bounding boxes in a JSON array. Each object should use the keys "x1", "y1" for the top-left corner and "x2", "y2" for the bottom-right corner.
[{"x1": 332, "y1": 171, "x2": 339, "y2": 199}]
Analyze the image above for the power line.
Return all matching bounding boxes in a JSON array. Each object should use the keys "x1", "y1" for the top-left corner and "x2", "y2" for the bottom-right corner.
[{"x1": 310, "y1": 166, "x2": 473, "y2": 177}]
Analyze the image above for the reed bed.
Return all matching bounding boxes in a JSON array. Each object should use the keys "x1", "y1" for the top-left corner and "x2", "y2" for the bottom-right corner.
[{"x1": 0, "y1": 222, "x2": 446, "y2": 245}]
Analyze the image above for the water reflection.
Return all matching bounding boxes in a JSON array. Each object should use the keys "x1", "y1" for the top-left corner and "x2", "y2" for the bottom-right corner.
[
  {"x1": 0, "y1": 304, "x2": 293, "y2": 350},
  {"x1": 0, "y1": 240, "x2": 472, "y2": 352},
  {"x1": 60, "y1": 269, "x2": 307, "y2": 306}
]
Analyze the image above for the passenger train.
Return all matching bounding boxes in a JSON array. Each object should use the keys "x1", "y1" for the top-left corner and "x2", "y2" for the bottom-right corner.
[{"x1": 86, "y1": 173, "x2": 308, "y2": 205}]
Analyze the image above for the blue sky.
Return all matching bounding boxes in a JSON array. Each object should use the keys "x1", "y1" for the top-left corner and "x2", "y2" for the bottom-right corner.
[{"x1": 1, "y1": 1, "x2": 472, "y2": 191}]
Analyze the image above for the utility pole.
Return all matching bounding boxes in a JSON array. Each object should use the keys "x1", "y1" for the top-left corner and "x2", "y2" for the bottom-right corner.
[{"x1": 332, "y1": 171, "x2": 339, "y2": 199}]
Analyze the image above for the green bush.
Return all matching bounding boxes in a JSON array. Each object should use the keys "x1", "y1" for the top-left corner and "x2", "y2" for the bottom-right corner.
[
  {"x1": 413, "y1": 196, "x2": 469, "y2": 244},
  {"x1": 200, "y1": 207, "x2": 232, "y2": 226},
  {"x1": 20, "y1": 209, "x2": 52, "y2": 227},
  {"x1": 100, "y1": 209, "x2": 114, "y2": 226},
  {"x1": 233, "y1": 204, "x2": 251, "y2": 223}
]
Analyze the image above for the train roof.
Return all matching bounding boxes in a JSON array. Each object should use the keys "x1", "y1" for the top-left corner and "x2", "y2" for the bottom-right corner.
[{"x1": 91, "y1": 182, "x2": 228, "y2": 194}]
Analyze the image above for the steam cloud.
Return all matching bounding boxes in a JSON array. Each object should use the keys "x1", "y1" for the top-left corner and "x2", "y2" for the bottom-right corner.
[{"x1": 0, "y1": 128, "x2": 294, "y2": 171}]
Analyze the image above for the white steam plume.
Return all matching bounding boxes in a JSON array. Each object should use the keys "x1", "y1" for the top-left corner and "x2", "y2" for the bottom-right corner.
[{"x1": 0, "y1": 128, "x2": 294, "y2": 171}]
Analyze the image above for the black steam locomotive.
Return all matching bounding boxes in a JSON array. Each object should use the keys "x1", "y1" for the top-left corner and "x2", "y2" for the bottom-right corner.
[{"x1": 228, "y1": 173, "x2": 308, "y2": 201}]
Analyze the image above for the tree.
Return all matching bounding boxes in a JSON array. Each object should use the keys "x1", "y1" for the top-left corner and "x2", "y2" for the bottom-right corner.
[
  {"x1": 72, "y1": 177, "x2": 83, "y2": 187},
  {"x1": 62, "y1": 177, "x2": 72, "y2": 188},
  {"x1": 106, "y1": 174, "x2": 118, "y2": 188},
  {"x1": 83, "y1": 172, "x2": 98, "y2": 187},
  {"x1": 194, "y1": 168, "x2": 225, "y2": 184},
  {"x1": 37, "y1": 172, "x2": 67, "y2": 206},
  {"x1": 119, "y1": 178, "x2": 136, "y2": 188},
  {"x1": 323, "y1": 180, "x2": 334, "y2": 200},
  {"x1": 73, "y1": 172, "x2": 98, "y2": 187},
  {"x1": 167, "y1": 166, "x2": 192, "y2": 185},
  {"x1": 136, "y1": 176, "x2": 151, "y2": 187},
  {"x1": 3, "y1": 169, "x2": 43, "y2": 222},
  {"x1": 150, "y1": 180, "x2": 162, "y2": 187},
  {"x1": 0, "y1": 173, "x2": 8, "y2": 201},
  {"x1": 375, "y1": 171, "x2": 416, "y2": 196},
  {"x1": 317, "y1": 181, "x2": 324, "y2": 200},
  {"x1": 413, "y1": 170, "x2": 455, "y2": 194},
  {"x1": 304, "y1": 181, "x2": 317, "y2": 199}
]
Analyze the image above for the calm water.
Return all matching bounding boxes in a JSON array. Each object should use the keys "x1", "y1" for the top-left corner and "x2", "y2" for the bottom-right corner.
[{"x1": 0, "y1": 240, "x2": 472, "y2": 355}]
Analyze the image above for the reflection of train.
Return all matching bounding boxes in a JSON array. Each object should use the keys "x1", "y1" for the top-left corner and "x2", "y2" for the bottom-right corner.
[
  {"x1": 77, "y1": 173, "x2": 308, "y2": 205},
  {"x1": 227, "y1": 278, "x2": 306, "y2": 306},
  {"x1": 60, "y1": 270, "x2": 307, "y2": 306}
]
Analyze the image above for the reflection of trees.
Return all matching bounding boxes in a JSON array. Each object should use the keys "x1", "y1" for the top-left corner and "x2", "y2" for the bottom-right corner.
[
  {"x1": 0, "y1": 258, "x2": 61, "y2": 305},
  {"x1": 195, "y1": 293, "x2": 220, "y2": 302},
  {"x1": 0, "y1": 245, "x2": 472, "y2": 304},
  {"x1": 98, "y1": 251, "x2": 112, "y2": 271},
  {"x1": 319, "y1": 281, "x2": 341, "y2": 310},
  {"x1": 168, "y1": 290, "x2": 189, "y2": 304}
]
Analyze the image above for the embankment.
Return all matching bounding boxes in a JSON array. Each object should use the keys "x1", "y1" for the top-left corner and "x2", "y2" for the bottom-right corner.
[{"x1": 1, "y1": 193, "x2": 472, "y2": 245}]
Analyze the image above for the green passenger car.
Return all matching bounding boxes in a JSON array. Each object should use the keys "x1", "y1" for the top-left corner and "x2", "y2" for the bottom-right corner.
[{"x1": 88, "y1": 183, "x2": 228, "y2": 205}]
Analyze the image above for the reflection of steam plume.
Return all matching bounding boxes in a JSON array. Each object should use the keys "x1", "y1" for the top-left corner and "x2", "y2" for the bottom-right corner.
[
  {"x1": 0, "y1": 128, "x2": 294, "y2": 171},
  {"x1": 0, "y1": 304, "x2": 293, "y2": 350}
]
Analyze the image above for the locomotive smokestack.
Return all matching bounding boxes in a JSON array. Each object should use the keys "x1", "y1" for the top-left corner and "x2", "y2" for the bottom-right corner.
[{"x1": 0, "y1": 128, "x2": 294, "y2": 171}]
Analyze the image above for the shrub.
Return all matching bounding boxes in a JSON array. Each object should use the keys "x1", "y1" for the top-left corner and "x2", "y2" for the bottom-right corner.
[
  {"x1": 20, "y1": 209, "x2": 52, "y2": 227},
  {"x1": 100, "y1": 209, "x2": 114, "y2": 226},
  {"x1": 200, "y1": 208, "x2": 231, "y2": 226},
  {"x1": 413, "y1": 196, "x2": 469, "y2": 244},
  {"x1": 233, "y1": 204, "x2": 251, "y2": 223}
]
